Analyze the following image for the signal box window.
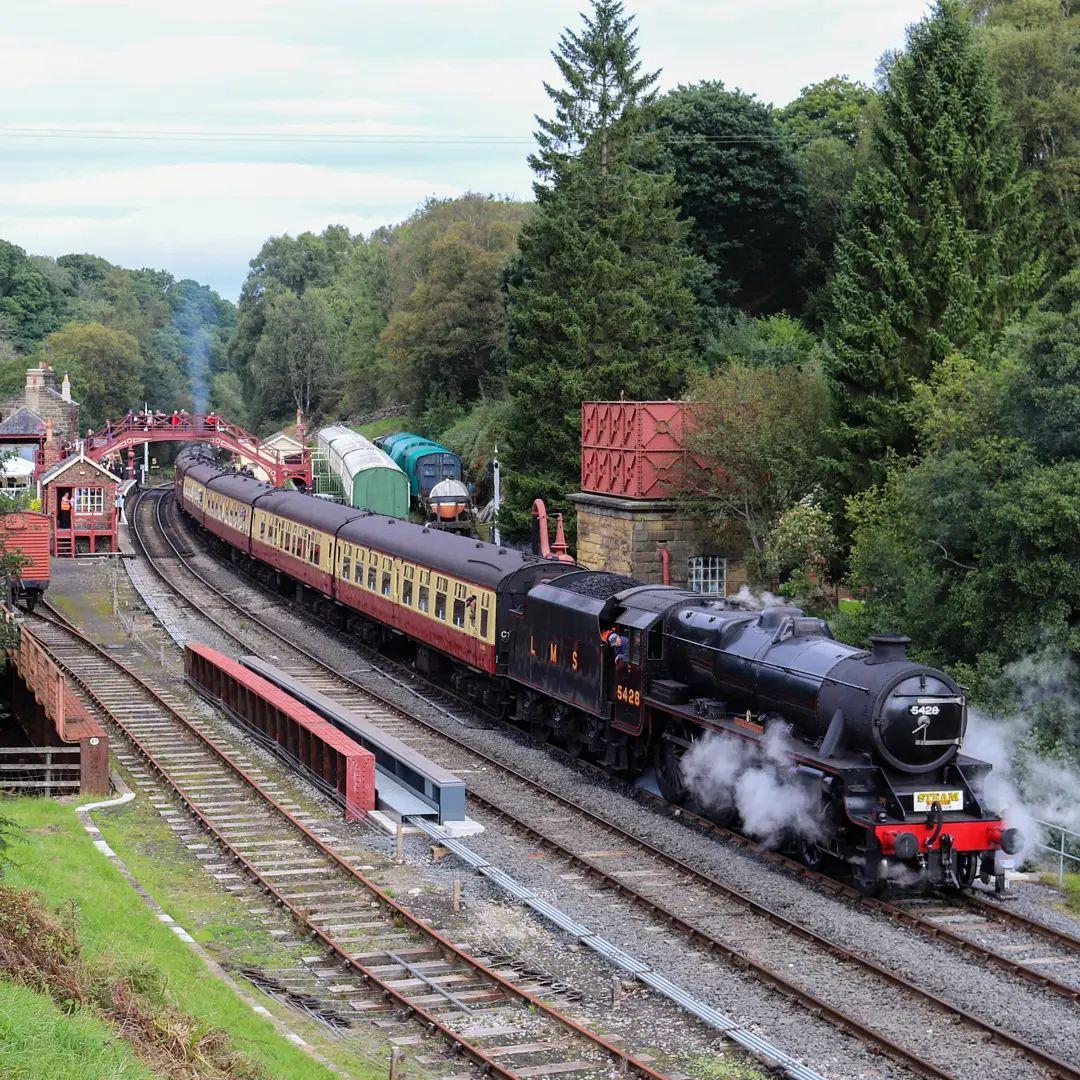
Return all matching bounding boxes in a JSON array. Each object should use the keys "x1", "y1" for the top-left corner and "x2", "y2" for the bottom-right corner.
[
  {"x1": 688, "y1": 554, "x2": 727, "y2": 596},
  {"x1": 74, "y1": 487, "x2": 104, "y2": 514}
]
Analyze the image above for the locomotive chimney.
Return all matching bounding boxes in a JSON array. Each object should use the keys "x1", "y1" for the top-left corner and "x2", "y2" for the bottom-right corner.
[{"x1": 869, "y1": 634, "x2": 911, "y2": 662}]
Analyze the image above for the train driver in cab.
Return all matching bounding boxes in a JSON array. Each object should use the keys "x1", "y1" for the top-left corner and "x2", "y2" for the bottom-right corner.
[{"x1": 601, "y1": 626, "x2": 629, "y2": 666}]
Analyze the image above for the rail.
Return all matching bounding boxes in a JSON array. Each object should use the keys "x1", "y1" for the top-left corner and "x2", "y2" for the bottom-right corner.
[{"x1": 135, "y1": 486, "x2": 1080, "y2": 1079}]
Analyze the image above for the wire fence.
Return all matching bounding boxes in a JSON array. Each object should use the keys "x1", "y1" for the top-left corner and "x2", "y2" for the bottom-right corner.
[{"x1": 1033, "y1": 817, "x2": 1080, "y2": 887}]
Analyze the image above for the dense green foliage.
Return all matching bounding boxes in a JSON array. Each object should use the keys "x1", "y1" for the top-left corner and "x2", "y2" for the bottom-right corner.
[
  {"x1": 776, "y1": 77, "x2": 876, "y2": 315},
  {"x1": 646, "y1": 81, "x2": 804, "y2": 313},
  {"x1": 824, "y1": 0, "x2": 1043, "y2": 504},
  {"x1": 975, "y1": 0, "x2": 1080, "y2": 279},
  {"x1": 227, "y1": 197, "x2": 527, "y2": 433},
  {"x1": 500, "y1": 1, "x2": 700, "y2": 539},
  {"x1": 844, "y1": 272, "x2": 1080, "y2": 717},
  {"x1": 0, "y1": 241, "x2": 233, "y2": 428}
]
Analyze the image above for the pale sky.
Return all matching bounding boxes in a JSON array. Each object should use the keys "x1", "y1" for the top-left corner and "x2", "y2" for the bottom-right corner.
[{"x1": 1, "y1": 0, "x2": 929, "y2": 299}]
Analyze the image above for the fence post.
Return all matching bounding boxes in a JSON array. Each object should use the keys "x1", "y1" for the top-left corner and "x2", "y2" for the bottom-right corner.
[
  {"x1": 45, "y1": 749, "x2": 52, "y2": 797},
  {"x1": 1060, "y1": 828, "x2": 1067, "y2": 889}
]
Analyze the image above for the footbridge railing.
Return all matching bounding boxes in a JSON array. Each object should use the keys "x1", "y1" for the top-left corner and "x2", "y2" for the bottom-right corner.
[{"x1": 73, "y1": 413, "x2": 311, "y2": 488}]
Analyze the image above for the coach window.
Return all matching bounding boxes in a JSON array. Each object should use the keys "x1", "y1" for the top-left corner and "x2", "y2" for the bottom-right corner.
[
  {"x1": 479, "y1": 594, "x2": 490, "y2": 639},
  {"x1": 418, "y1": 584, "x2": 429, "y2": 612},
  {"x1": 381, "y1": 570, "x2": 392, "y2": 596},
  {"x1": 452, "y1": 598, "x2": 466, "y2": 627},
  {"x1": 342, "y1": 552, "x2": 351, "y2": 580},
  {"x1": 367, "y1": 563, "x2": 377, "y2": 590},
  {"x1": 435, "y1": 590, "x2": 447, "y2": 621},
  {"x1": 402, "y1": 577, "x2": 413, "y2": 606}
]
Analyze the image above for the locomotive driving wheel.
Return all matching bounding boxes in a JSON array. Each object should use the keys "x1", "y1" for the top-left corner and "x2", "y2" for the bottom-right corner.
[{"x1": 654, "y1": 722, "x2": 689, "y2": 804}]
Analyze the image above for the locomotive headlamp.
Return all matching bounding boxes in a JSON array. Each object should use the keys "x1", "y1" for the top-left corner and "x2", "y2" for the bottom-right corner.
[
  {"x1": 892, "y1": 831, "x2": 919, "y2": 860},
  {"x1": 1000, "y1": 827, "x2": 1021, "y2": 855}
]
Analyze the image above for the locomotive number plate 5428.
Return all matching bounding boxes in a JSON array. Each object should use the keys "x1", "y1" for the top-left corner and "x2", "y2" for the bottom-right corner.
[{"x1": 913, "y1": 789, "x2": 964, "y2": 811}]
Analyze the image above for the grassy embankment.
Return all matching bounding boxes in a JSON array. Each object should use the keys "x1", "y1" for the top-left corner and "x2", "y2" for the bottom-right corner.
[
  {"x1": 0, "y1": 796, "x2": 337, "y2": 1080},
  {"x1": 352, "y1": 416, "x2": 407, "y2": 441}
]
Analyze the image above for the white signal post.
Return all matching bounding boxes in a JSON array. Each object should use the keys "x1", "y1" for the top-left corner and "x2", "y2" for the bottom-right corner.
[{"x1": 491, "y1": 445, "x2": 501, "y2": 547}]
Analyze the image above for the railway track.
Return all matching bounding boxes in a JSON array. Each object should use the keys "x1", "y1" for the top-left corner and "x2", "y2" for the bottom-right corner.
[
  {"x1": 126, "y1": 485, "x2": 1080, "y2": 1080},
  {"x1": 155, "y1": 488, "x2": 1080, "y2": 994},
  {"x1": 28, "y1": 604, "x2": 669, "y2": 1080}
]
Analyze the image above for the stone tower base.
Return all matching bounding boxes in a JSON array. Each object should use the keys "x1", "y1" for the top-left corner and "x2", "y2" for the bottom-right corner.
[{"x1": 568, "y1": 491, "x2": 746, "y2": 594}]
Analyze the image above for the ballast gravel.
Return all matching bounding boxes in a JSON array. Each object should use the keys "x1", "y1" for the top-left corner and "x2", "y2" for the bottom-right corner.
[{"x1": 132, "y1": 499, "x2": 1080, "y2": 1079}]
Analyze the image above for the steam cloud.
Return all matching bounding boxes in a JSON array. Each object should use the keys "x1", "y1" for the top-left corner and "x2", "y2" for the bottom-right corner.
[
  {"x1": 680, "y1": 722, "x2": 823, "y2": 847},
  {"x1": 732, "y1": 584, "x2": 787, "y2": 610},
  {"x1": 964, "y1": 649, "x2": 1080, "y2": 860}
]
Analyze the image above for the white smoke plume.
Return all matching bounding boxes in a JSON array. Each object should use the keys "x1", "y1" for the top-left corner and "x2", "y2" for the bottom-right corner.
[
  {"x1": 680, "y1": 722, "x2": 823, "y2": 847},
  {"x1": 964, "y1": 649, "x2": 1080, "y2": 861},
  {"x1": 732, "y1": 585, "x2": 788, "y2": 610}
]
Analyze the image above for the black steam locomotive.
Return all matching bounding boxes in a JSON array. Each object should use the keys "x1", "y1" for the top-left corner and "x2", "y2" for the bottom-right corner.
[{"x1": 175, "y1": 452, "x2": 1018, "y2": 895}]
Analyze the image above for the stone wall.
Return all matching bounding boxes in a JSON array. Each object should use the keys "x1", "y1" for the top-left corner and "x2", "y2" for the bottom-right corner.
[{"x1": 568, "y1": 491, "x2": 747, "y2": 594}]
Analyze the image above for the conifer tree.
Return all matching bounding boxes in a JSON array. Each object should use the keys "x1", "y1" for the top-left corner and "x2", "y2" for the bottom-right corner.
[
  {"x1": 529, "y1": 0, "x2": 659, "y2": 190},
  {"x1": 501, "y1": 1, "x2": 699, "y2": 541},
  {"x1": 825, "y1": 0, "x2": 1042, "y2": 502}
]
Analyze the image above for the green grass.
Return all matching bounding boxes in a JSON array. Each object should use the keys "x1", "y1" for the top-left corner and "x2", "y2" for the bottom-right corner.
[
  {"x1": 92, "y1": 792, "x2": 301, "y2": 970},
  {"x1": 352, "y1": 415, "x2": 407, "y2": 440},
  {"x1": 838, "y1": 597, "x2": 865, "y2": 614},
  {"x1": 0, "y1": 797, "x2": 334, "y2": 1080},
  {"x1": 1041, "y1": 870, "x2": 1080, "y2": 916},
  {"x1": 683, "y1": 1051, "x2": 770, "y2": 1080},
  {"x1": 0, "y1": 981, "x2": 158, "y2": 1080}
]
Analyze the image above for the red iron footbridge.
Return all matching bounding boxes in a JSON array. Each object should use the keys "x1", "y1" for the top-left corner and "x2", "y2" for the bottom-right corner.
[{"x1": 75, "y1": 412, "x2": 311, "y2": 488}]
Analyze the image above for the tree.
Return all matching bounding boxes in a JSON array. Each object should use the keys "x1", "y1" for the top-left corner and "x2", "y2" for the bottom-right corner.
[
  {"x1": 501, "y1": 1, "x2": 699, "y2": 541},
  {"x1": 704, "y1": 311, "x2": 829, "y2": 370},
  {"x1": 209, "y1": 371, "x2": 248, "y2": 427},
  {"x1": 684, "y1": 360, "x2": 831, "y2": 572},
  {"x1": 647, "y1": 82, "x2": 804, "y2": 313},
  {"x1": 41, "y1": 322, "x2": 143, "y2": 431},
  {"x1": 0, "y1": 241, "x2": 63, "y2": 352},
  {"x1": 777, "y1": 77, "x2": 876, "y2": 314},
  {"x1": 824, "y1": 0, "x2": 1042, "y2": 504},
  {"x1": 845, "y1": 270, "x2": 1080, "y2": 689},
  {"x1": 228, "y1": 226, "x2": 359, "y2": 418},
  {"x1": 251, "y1": 290, "x2": 336, "y2": 427},
  {"x1": 378, "y1": 196, "x2": 526, "y2": 427},
  {"x1": 502, "y1": 154, "x2": 701, "y2": 540},
  {"x1": 974, "y1": 0, "x2": 1080, "y2": 280},
  {"x1": 530, "y1": 0, "x2": 659, "y2": 189}
]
